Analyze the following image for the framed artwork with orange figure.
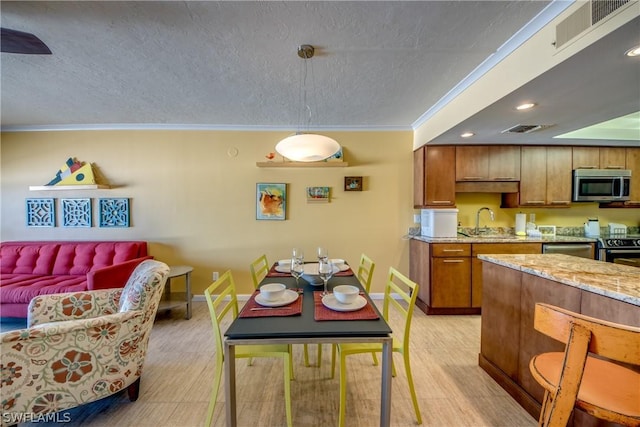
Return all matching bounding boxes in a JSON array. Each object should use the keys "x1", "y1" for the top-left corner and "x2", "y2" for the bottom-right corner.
[{"x1": 256, "y1": 183, "x2": 286, "y2": 220}]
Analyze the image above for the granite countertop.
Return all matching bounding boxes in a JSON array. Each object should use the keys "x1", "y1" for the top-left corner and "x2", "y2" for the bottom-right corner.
[
  {"x1": 411, "y1": 234, "x2": 598, "y2": 244},
  {"x1": 478, "y1": 253, "x2": 640, "y2": 306}
]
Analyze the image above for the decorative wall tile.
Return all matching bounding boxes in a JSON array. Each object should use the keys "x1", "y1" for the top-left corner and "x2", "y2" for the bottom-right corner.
[
  {"x1": 61, "y1": 198, "x2": 92, "y2": 227},
  {"x1": 26, "y1": 198, "x2": 56, "y2": 227},
  {"x1": 99, "y1": 198, "x2": 130, "y2": 227}
]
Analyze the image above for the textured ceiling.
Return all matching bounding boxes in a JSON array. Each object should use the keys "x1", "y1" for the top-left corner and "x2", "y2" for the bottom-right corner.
[{"x1": 1, "y1": 1, "x2": 638, "y2": 147}]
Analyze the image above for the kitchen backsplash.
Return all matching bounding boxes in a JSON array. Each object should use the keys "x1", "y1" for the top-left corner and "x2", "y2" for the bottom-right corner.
[{"x1": 457, "y1": 226, "x2": 640, "y2": 236}]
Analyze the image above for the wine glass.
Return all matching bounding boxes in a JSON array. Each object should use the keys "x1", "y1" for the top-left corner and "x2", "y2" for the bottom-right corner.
[
  {"x1": 317, "y1": 247, "x2": 328, "y2": 262},
  {"x1": 318, "y1": 258, "x2": 334, "y2": 297},
  {"x1": 292, "y1": 247, "x2": 304, "y2": 261},
  {"x1": 291, "y1": 257, "x2": 304, "y2": 287}
]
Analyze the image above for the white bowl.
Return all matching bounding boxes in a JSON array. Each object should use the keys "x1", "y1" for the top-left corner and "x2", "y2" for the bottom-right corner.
[
  {"x1": 260, "y1": 283, "x2": 286, "y2": 302},
  {"x1": 333, "y1": 285, "x2": 360, "y2": 304}
]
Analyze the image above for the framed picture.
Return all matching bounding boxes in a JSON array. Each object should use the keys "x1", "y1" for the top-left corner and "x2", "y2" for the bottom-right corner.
[
  {"x1": 99, "y1": 198, "x2": 130, "y2": 227},
  {"x1": 307, "y1": 186, "x2": 330, "y2": 203},
  {"x1": 256, "y1": 183, "x2": 286, "y2": 220},
  {"x1": 344, "y1": 176, "x2": 363, "y2": 191}
]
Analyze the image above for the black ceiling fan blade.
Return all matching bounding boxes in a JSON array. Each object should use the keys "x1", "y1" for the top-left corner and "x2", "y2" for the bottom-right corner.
[{"x1": 1, "y1": 27, "x2": 51, "y2": 54}]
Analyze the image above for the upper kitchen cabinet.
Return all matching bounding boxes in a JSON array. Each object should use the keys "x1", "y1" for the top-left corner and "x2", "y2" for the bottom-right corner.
[
  {"x1": 516, "y1": 146, "x2": 572, "y2": 207},
  {"x1": 572, "y1": 147, "x2": 627, "y2": 169},
  {"x1": 413, "y1": 145, "x2": 456, "y2": 208},
  {"x1": 626, "y1": 147, "x2": 640, "y2": 205},
  {"x1": 456, "y1": 146, "x2": 520, "y2": 181}
]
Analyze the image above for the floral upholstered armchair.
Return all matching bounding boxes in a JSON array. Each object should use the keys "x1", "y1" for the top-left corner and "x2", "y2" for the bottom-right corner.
[{"x1": 1, "y1": 259, "x2": 169, "y2": 425}]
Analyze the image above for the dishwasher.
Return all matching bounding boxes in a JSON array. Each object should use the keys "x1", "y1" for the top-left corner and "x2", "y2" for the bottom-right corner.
[{"x1": 542, "y1": 243, "x2": 594, "y2": 259}]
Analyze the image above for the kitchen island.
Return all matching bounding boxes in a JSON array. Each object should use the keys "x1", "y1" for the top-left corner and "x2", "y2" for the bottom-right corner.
[{"x1": 478, "y1": 253, "x2": 639, "y2": 427}]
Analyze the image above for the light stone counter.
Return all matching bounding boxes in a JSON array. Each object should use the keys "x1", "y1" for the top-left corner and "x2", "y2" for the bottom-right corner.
[
  {"x1": 478, "y1": 253, "x2": 640, "y2": 306},
  {"x1": 411, "y1": 234, "x2": 597, "y2": 244}
]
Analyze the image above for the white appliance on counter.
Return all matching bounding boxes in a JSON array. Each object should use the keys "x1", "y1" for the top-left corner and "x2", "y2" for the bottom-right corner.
[
  {"x1": 584, "y1": 219, "x2": 600, "y2": 237},
  {"x1": 421, "y1": 209, "x2": 458, "y2": 237}
]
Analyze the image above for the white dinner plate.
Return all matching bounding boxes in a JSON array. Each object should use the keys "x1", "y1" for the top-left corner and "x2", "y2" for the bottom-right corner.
[
  {"x1": 274, "y1": 264, "x2": 291, "y2": 273},
  {"x1": 255, "y1": 289, "x2": 299, "y2": 307},
  {"x1": 335, "y1": 263, "x2": 350, "y2": 272},
  {"x1": 322, "y1": 294, "x2": 367, "y2": 312}
]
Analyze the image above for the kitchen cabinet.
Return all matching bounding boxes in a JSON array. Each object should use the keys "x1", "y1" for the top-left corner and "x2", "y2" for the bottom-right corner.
[
  {"x1": 518, "y1": 146, "x2": 572, "y2": 207},
  {"x1": 413, "y1": 145, "x2": 456, "y2": 208},
  {"x1": 411, "y1": 239, "x2": 541, "y2": 315},
  {"x1": 572, "y1": 147, "x2": 627, "y2": 169},
  {"x1": 471, "y1": 243, "x2": 542, "y2": 308},
  {"x1": 456, "y1": 146, "x2": 520, "y2": 181},
  {"x1": 625, "y1": 147, "x2": 640, "y2": 205}
]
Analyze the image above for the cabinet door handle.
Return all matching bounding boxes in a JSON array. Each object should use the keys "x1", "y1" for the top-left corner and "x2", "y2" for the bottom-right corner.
[
  {"x1": 492, "y1": 177, "x2": 514, "y2": 180},
  {"x1": 443, "y1": 259, "x2": 464, "y2": 263},
  {"x1": 550, "y1": 201, "x2": 570, "y2": 205},
  {"x1": 523, "y1": 201, "x2": 545, "y2": 204},
  {"x1": 604, "y1": 166, "x2": 624, "y2": 169},
  {"x1": 431, "y1": 200, "x2": 452, "y2": 204},
  {"x1": 576, "y1": 165, "x2": 597, "y2": 169},
  {"x1": 462, "y1": 176, "x2": 485, "y2": 180},
  {"x1": 442, "y1": 249, "x2": 464, "y2": 252}
]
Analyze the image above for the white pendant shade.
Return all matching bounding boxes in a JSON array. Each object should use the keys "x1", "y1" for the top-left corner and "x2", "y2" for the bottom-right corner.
[{"x1": 275, "y1": 133, "x2": 341, "y2": 162}]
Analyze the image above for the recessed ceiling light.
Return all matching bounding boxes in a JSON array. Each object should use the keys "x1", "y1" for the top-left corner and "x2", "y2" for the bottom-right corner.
[
  {"x1": 625, "y1": 45, "x2": 640, "y2": 57},
  {"x1": 460, "y1": 132, "x2": 475, "y2": 138},
  {"x1": 516, "y1": 102, "x2": 536, "y2": 110}
]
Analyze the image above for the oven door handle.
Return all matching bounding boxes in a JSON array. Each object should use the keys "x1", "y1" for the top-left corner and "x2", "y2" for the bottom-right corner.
[{"x1": 606, "y1": 249, "x2": 639, "y2": 254}]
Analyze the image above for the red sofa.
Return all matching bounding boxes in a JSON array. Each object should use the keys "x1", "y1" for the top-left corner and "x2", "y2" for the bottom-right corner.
[{"x1": 0, "y1": 241, "x2": 151, "y2": 318}]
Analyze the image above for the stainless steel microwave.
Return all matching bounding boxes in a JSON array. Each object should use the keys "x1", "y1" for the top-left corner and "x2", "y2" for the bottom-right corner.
[{"x1": 572, "y1": 169, "x2": 631, "y2": 202}]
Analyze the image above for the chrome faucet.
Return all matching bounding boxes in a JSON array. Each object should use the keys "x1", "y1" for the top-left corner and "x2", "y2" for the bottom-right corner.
[{"x1": 475, "y1": 207, "x2": 495, "y2": 234}]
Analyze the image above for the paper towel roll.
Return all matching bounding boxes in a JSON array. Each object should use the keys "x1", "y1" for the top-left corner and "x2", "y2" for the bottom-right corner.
[{"x1": 515, "y1": 213, "x2": 526, "y2": 236}]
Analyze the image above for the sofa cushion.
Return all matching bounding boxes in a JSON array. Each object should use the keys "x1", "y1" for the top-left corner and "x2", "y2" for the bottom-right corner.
[
  {"x1": 0, "y1": 274, "x2": 88, "y2": 304},
  {"x1": 0, "y1": 243, "x2": 60, "y2": 275},
  {"x1": 52, "y1": 242, "x2": 144, "y2": 275}
]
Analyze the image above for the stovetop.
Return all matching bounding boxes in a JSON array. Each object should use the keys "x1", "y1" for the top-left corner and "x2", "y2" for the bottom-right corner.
[{"x1": 598, "y1": 234, "x2": 640, "y2": 248}]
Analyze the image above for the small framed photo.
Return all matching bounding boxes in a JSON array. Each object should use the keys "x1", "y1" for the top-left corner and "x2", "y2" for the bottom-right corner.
[
  {"x1": 344, "y1": 176, "x2": 362, "y2": 191},
  {"x1": 306, "y1": 186, "x2": 330, "y2": 203},
  {"x1": 257, "y1": 183, "x2": 286, "y2": 220},
  {"x1": 538, "y1": 225, "x2": 556, "y2": 237}
]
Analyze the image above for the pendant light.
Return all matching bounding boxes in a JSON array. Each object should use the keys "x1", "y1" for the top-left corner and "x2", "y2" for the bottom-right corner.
[{"x1": 275, "y1": 45, "x2": 341, "y2": 162}]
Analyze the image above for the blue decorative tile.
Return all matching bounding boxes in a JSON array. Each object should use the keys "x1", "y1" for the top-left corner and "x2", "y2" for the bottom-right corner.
[
  {"x1": 26, "y1": 198, "x2": 55, "y2": 227},
  {"x1": 61, "y1": 198, "x2": 92, "y2": 227},
  {"x1": 99, "y1": 198, "x2": 130, "y2": 227}
]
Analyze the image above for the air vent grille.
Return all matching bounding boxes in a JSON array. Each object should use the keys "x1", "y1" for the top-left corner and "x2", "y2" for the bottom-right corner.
[
  {"x1": 501, "y1": 124, "x2": 553, "y2": 134},
  {"x1": 555, "y1": 0, "x2": 630, "y2": 48},
  {"x1": 592, "y1": 0, "x2": 630, "y2": 24}
]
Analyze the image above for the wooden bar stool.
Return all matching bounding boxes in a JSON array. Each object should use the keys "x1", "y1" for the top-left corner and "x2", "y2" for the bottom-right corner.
[{"x1": 529, "y1": 303, "x2": 640, "y2": 426}]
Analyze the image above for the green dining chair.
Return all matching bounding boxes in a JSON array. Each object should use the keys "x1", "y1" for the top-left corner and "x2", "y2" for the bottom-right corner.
[
  {"x1": 331, "y1": 267, "x2": 422, "y2": 427},
  {"x1": 204, "y1": 270, "x2": 293, "y2": 427},
  {"x1": 249, "y1": 254, "x2": 315, "y2": 367}
]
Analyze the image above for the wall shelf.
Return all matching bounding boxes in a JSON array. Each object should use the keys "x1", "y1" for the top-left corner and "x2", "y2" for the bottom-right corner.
[
  {"x1": 29, "y1": 184, "x2": 110, "y2": 191},
  {"x1": 256, "y1": 162, "x2": 348, "y2": 168}
]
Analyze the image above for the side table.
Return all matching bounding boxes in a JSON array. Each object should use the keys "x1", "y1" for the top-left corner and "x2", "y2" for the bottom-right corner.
[{"x1": 160, "y1": 265, "x2": 193, "y2": 320}]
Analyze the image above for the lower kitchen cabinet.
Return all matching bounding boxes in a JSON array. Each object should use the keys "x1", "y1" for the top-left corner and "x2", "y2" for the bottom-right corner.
[{"x1": 410, "y1": 239, "x2": 542, "y2": 315}]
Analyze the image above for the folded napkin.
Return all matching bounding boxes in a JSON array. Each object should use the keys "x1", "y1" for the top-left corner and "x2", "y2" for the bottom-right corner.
[
  {"x1": 239, "y1": 290, "x2": 302, "y2": 318},
  {"x1": 313, "y1": 291, "x2": 379, "y2": 321}
]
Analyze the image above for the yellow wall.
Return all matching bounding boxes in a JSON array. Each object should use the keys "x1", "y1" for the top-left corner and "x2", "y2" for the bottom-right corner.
[
  {"x1": 0, "y1": 130, "x2": 415, "y2": 295},
  {"x1": 455, "y1": 193, "x2": 640, "y2": 230}
]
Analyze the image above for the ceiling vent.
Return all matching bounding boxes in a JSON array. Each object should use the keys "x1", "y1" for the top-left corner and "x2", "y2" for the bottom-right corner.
[
  {"x1": 555, "y1": 0, "x2": 630, "y2": 48},
  {"x1": 501, "y1": 124, "x2": 553, "y2": 134}
]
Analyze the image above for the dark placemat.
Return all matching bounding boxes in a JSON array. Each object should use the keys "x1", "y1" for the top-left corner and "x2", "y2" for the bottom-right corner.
[
  {"x1": 313, "y1": 291, "x2": 379, "y2": 321},
  {"x1": 239, "y1": 290, "x2": 302, "y2": 318}
]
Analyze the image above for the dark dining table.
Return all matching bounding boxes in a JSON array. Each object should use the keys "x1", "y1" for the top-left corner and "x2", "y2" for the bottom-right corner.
[{"x1": 223, "y1": 265, "x2": 393, "y2": 427}]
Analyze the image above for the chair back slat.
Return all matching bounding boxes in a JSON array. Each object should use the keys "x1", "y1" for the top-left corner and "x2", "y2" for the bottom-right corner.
[
  {"x1": 534, "y1": 303, "x2": 640, "y2": 365},
  {"x1": 384, "y1": 267, "x2": 419, "y2": 351},
  {"x1": 250, "y1": 254, "x2": 270, "y2": 289},
  {"x1": 204, "y1": 270, "x2": 238, "y2": 362},
  {"x1": 357, "y1": 253, "x2": 376, "y2": 293}
]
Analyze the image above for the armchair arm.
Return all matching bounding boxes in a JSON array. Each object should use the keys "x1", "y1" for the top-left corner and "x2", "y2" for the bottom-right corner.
[
  {"x1": 87, "y1": 256, "x2": 153, "y2": 291},
  {"x1": 28, "y1": 288, "x2": 123, "y2": 327}
]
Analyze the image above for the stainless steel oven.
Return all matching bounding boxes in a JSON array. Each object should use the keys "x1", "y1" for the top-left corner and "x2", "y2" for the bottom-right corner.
[{"x1": 597, "y1": 235, "x2": 640, "y2": 264}]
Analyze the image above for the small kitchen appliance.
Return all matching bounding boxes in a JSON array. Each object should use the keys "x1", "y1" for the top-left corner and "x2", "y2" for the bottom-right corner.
[
  {"x1": 420, "y1": 209, "x2": 458, "y2": 238},
  {"x1": 572, "y1": 169, "x2": 631, "y2": 202},
  {"x1": 584, "y1": 219, "x2": 600, "y2": 237}
]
